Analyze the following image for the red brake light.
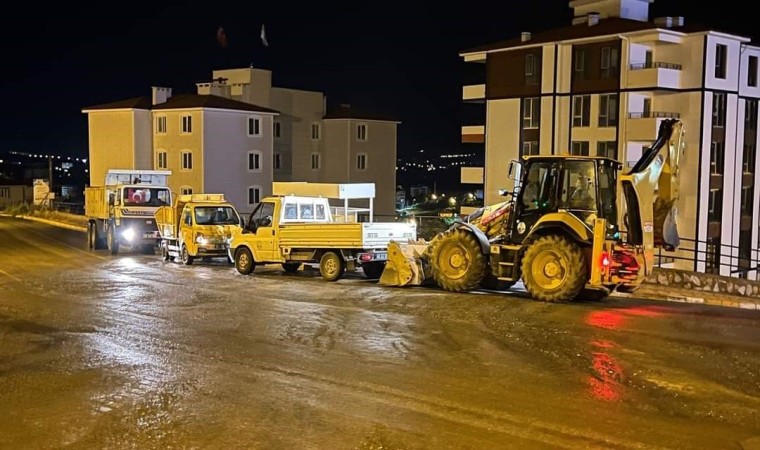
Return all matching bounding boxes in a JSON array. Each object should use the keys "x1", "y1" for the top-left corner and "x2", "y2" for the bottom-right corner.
[{"x1": 601, "y1": 251, "x2": 610, "y2": 268}]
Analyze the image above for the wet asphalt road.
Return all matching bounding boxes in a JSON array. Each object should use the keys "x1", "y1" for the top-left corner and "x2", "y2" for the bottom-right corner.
[{"x1": 1, "y1": 216, "x2": 760, "y2": 450}]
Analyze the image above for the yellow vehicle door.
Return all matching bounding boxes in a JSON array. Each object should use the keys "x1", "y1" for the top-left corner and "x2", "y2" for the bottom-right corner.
[
  {"x1": 180, "y1": 206, "x2": 196, "y2": 254},
  {"x1": 245, "y1": 200, "x2": 278, "y2": 261}
]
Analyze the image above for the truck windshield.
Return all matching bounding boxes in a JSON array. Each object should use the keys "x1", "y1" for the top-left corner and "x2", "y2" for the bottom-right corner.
[
  {"x1": 194, "y1": 206, "x2": 240, "y2": 225},
  {"x1": 123, "y1": 187, "x2": 171, "y2": 206}
]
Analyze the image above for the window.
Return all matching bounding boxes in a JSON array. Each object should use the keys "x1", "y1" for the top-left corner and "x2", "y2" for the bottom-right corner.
[
  {"x1": 273, "y1": 121, "x2": 281, "y2": 139},
  {"x1": 746, "y1": 99, "x2": 758, "y2": 130},
  {"x1": 0, "y1": 187, "x2": 8, "y2": 198},
  {"x1": 598, "y1": 94, "x2": 618, "y2": 127},
  {"x1": 246, "y1": 202, "x2": 275, "y2": 232},
  {"x1": 247, "y1": 186, "x2": 261, "y2": 205},
  {"x1": 705, "y1": 236, "x2": 721, "y2": 274},
  {"x1": 525, "y1": 54, "x2": 539, "y2": 84},
  {"x1": 708, "y1": 189, "x2": 723, "y2": 221},
  {"x1": 310, "y1": 152, "x2": 321, "y2": 170},
  {"x1": 311, "y1": 123, "x2": 321, "y2": 140},
  {"x1": 749, "y1": 56, "x2": 758, "y2": 87},
  {"x1": 357, "y1": 153, "x2": 367, "y2": 170},
  {"x1": 357, "y1": 124, "x2": 368, "y2": 141},
  {"x1": 743, "y1": 144, "x2": 756, "y2": 174},
  {"x1": 522, "y1": 141, "x2": 539, "y2": 156},
  {"x1": 600, "y1": 46, "x2": 619, "y2": 78},
  {"x1": 248, "y1": 116, "x2": 262, "y2": 136},
  {"x1": 181, "y1": 115, "x2": 192, "y2": 134},
  {"x1": 574, "y1": 49, "x2": 587, "y2": 78},
  {"x1": 522, "y1": 97, "x2": 540, "y2": 128},
  {"x1": 715, "y1": 44, "x2": 727, "y2": 79},
  {"x1": 741, "y1": 186, "x2": 753, "y2": 215},
  {"x1": 712, "y1": 93, "x2": 726, "y2": 127},
  {"x1": 181, "y1": 151, "x2": 193, "y2": 170},
  {"x1": 710, "y1": 141, "x2": 724, "y2": 175},
  {"x1": 180, "y1": 186, "x2": 193, "y2": 195},
  {"x1": 248, "y1": 151, "x2": 262, "y2": 172},
  {"x1": 156, "y1": 151, "x2": 168, "y2": 169},
  {"x1": 597, "y1": 141, "x2": 617, "y2": 160},
  {"x1": 156, "y1": 116, "x2": 167, "y2": 134},
  {"x1": 571, "y1": 141, "x2": 589, "y2": 156},
  {"x1": 572, "y1": 95, "x2": 591, "y2": 127},
  {"x1": 273, "y1": 152, "x2": 282, "y2": 171},
  {"x1": 521, "y1": 161, "x2": 553, "y2": 211},
  {"x1": 560, "y1": 160, "x2": 596, "y2": 210}
]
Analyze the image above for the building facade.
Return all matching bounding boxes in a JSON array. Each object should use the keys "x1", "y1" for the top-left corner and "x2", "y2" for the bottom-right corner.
[
  {"x1": 83, "y1": 67, "x2": 400, "y2": 218},
  {"x1": 459, "y1": 0, "x2": 760, "y2": 279},
  {"x1": 199, "y1": 68, "x2": 401, "y2": 217},
  {"x1": 82, "y1": 92, "x2": 278, "y2": 214}
]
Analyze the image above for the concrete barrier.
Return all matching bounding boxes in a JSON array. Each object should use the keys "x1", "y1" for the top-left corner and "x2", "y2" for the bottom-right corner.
[{"x1": 644, "y1": 267, "x2": 760, "y2": 299}]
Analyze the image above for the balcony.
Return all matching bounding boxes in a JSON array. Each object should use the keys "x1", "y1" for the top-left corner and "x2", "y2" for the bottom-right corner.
[
  {"x1": 462, "y1": 84, "x2": 485, "y2": 103},
  {"x1": 626, "y1": 111, "x2": 681, "y2": 141},
  {"x1": 626, "y1": 61, "x2": 683, "y2": 89},
  {"x1": 461, "y1": 125, "x2": 485, "y2": 144}
]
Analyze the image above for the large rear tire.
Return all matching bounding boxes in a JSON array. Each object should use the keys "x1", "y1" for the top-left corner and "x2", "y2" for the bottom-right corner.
[
  {"x1": 428, "y1": 227, "x2": 487, "y2": 292},
  {"x1": 521, "y1": 235, "x2": 587, "y2": 302}
]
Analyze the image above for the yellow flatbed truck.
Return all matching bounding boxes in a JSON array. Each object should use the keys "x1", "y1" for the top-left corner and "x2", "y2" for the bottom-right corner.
[
  {"x1": 154, "y1": 193, "x2": 243, "y2": 265},
  {"x1": 229, "y1": 182, "x2": 417, "y2": 281}
]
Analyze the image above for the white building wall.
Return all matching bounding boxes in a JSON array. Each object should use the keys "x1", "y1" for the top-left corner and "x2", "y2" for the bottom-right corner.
[
  {"x1": 696, "y1": 92, "x2": 714, "y2": 273},
  {"x1": 754, "y1": 113, "x2": 760, "y2": 280},
  {"x1": 739, "y1": 46, "x2": 760, "y2": 97},
  {"x1": 704, "y1": 35, "x2": 743, "y2": 91},
  {"x1": 721, "y1": 94, "x2": 740, "y2": 275},
  {"x1": 484, "y1": 98, "x2": 521, "y2": 205}
]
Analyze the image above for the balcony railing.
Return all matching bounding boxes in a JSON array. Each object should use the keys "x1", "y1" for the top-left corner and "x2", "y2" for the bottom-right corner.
[
  {"x1": 628, "y1": 111, "x2": 681, "y2": 119},
  {"x1": 629, "y1": 61, "x2": 683, "y2": 70}
]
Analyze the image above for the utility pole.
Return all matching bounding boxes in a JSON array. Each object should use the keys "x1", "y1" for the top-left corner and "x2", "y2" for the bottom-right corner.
[{"x1": 48, "y1": 155, "x2": 53, "y2": 193}]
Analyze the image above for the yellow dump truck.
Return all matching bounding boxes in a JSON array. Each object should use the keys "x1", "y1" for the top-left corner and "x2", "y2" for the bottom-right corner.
[
  {"x1": 154, "y1": 193, "x2": 243, "y2": 265},
  {"x1": 229, "y1": 182, "x2": 417, "y2": 281}
]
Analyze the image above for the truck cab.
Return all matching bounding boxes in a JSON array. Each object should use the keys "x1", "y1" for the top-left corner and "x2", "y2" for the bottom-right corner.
[{"x1": 155, "y1": 194, "x2": 243, "y2": 265}]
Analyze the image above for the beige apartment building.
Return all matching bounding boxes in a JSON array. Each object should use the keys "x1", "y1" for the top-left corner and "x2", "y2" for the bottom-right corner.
[
  {"x1": 459, "y1": 0, "x2": 760, "y2": 279},
  {"x1": 82, "y1": 67, "x2": 400, "y2": 217}
]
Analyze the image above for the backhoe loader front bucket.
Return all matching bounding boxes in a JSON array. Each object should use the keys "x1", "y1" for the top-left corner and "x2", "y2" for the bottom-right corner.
[{"x1": 379, "y1": 240, "x2": 431, "y2": 287}]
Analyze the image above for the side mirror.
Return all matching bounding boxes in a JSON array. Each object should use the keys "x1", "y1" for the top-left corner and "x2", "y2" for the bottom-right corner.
[
  {"x1": 239, "y1": 216, "x2": 245, "y2": 228},
  {"x1": 507, "y1": 160, "x2": 521, "y2": 180}
]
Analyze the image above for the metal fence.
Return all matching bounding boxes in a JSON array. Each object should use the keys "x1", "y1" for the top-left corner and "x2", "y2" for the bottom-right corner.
[{"x1": 654, "y1": 236, "x2": 760, "y2": 278}]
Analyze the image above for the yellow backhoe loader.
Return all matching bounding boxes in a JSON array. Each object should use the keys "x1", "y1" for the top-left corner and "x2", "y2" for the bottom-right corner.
[{"x1": 380, "y1": 118, "x2": 685, "y2": 302}]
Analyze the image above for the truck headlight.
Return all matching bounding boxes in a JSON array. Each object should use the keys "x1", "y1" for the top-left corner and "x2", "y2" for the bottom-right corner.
[
  {"x1": 122, "y1": 228, "x2": 135, "y2": 241},
  {"x1": 196, "y1": 235, "x2": 209, "y2": 245}
]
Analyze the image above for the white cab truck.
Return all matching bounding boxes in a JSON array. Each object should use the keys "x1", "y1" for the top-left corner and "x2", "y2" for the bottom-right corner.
[
  {"x1": 229, "y1": 182, "x2": 417, "y2": 281},
  {"x1": 155, "y1": 193, "x2": 244, "y2": 265},
  {"x1": 85, "y1": 169, "x2": 172, "y2": 255}
]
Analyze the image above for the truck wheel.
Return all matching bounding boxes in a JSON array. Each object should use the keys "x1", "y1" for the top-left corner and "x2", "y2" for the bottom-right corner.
[
  {"x1": 428, "y1": 228, "x2": 487, "y2": 292},
  {"x1": 362, "y1": 262, "x2": 385, "y2": 279},
  {"x1": 87, "y1": 223, "x2": 96, "y2": 250},
  {"x1": 235, "y1": 247, "x2": 255, "y2": 275},
  {"x1": 521, "y1": 235, "x2": 587, "y2": 302},
  {"x1": 282, "y1": 263, "x2": 301, "y2": 274},
  {"x1": 161, "y1": 242, "x2": 171, "y2": 261},
  {"x1": 107, "y1": 227, "x2": 119, "y2": 255},
  {"x1": 319, "y1": 251, "x2": 345, "y2": 282},
  {"x1": 180, "y1": 245, "x2": 194, "y2": 265}
]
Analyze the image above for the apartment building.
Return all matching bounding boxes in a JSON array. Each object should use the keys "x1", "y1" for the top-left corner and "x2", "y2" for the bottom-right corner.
[
  {"x1": 459, "y1": 0, "x2": 760, "y2": 278},
  {"x1": 82, "y1": 91, "x2": 279, "y2": 213},
  {"x1": 82, "y1": 67, "x2": 400, "y2": 217},
  {"x1": 200, "y1": 67, "x2": 400, "y2": 217}
]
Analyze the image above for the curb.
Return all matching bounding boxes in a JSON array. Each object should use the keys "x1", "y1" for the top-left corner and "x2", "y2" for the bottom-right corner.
[{"x1": 0, "y1": 213, "x2": 87, "y2": 233}]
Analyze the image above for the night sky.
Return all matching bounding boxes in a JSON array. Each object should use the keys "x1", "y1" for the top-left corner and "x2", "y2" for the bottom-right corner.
[{"x1": 0, "y1": 1, "x2": 754, "y2": 161}]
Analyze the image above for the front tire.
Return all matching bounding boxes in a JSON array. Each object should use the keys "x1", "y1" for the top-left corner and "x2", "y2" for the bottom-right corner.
[
  {"x1": 428, "y1": 227, "x2": 487, "y2": 292},
  {"x1": 521, "y1": 235, "x2": 587, "y2": 302},
  {"x1": 107, "y1": 226, "x2": 119, "y2": 255},
  {"x1": 180, "y1": 245, "x2": 194, "y2": 265},
  {"x1": 161, "y1": 242, "x2": 171, "y2": 261},
  {"x1": 319, "y1": 251, "x2": 345, "y2": 282},
  {"x1": 235, "y1": 247, "x2": 255, "y2": 275}
]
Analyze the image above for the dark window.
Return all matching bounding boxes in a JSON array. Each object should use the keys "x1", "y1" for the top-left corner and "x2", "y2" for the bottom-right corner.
[
  {"x1": 713, "y1": 93, "x2": 726, "y2": 127},
  {"x1": 598, "y1": 94, "x2": 618, "y2": 127},
  {"x1": 597, "y1": 141, "x2": 617, "y2": 160},
  {"x1": 710, "y1": 141, "x2": 725, "y2": 175},
  {"x1": 600, "y1": 46, "x2": 619, "y2": 78},
  {"x1": 743, "y1": 144, "x2": 756, "y2": 174},
  {"x1": 746, "y1": 99, "x2": 758, "y2": 130},
  {"x1": 572, "y1": 95, "x2": 591, "y2": 127},
  {"x1": 522, "y1": 97, "x2": 540, "y2": 128},
  {"x1": 571, "y1": 141, "x2": 589, "y2": 156},
  {"x1": 715, "y1": 44, "x2": 727, "y2": 79},
  {"x1": 749, "y1": 56, "x2": 758, "y2": 87}
]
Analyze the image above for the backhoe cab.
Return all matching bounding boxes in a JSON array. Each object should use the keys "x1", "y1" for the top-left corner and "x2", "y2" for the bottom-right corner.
[{"x1": 380, "y1": 118, "x2": 685, "y2": 302}]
